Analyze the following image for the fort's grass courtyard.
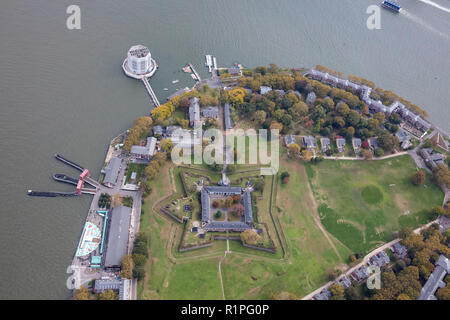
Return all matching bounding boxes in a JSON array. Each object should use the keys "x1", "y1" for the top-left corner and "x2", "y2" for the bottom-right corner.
[{"x1": 305, "y1": 155, "x2": 445, "y2": 254}]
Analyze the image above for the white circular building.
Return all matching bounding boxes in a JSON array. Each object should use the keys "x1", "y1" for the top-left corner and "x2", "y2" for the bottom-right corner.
[{"x1": 122, "y1": 45, "x2": 158, "y2": 79}]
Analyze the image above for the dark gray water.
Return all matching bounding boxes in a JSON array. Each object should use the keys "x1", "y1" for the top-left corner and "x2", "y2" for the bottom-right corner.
[{"x1": 0, "y1": 0, "x2": 449, "y2": 299}]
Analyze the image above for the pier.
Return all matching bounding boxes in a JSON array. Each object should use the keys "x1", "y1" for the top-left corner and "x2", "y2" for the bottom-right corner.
[
  {"x1": 28, "y1": 154, "x2": 99, "y2": 197},
  {"x1": 188, "y1": 63, "x2": 202, "y2": 82},
  {"x1": 55, "y1": 154, "x2": 84, "y2": 172},
  {"x1": 142, "y1": 77, "x2": 160, "y2": 107}
]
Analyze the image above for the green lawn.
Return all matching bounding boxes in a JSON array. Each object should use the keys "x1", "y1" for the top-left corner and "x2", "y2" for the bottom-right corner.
[
  {"x1": 125, "y1": 163, "x2": 146, "y2": 184},
  {"x1": 305, "y1": 155, "x2": 444, "y2": 254}
]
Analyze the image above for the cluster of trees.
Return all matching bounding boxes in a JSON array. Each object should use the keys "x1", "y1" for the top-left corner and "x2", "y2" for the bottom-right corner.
[
  {"x1": 327, "y1": 222, "x2": 450, "y2": 301},
  {"x1": 73, "y1": 286, "x2": 118, "y2": 300},
  {"x1": 123, "y1": 116, "x2": 153, "y2": 153},
  {"x1": 240, "y1": 229, "x2": 261, "y2": 246},
  {"x1": 143, "y1": 152, "x2": 166, "y2": 182},
  {"x1": 433, "y1": 163, "x2": 450, "y2": 189},
  {"x1": 120, "y1": 254, "x2": 134, "y2": 279},
  {"x1": 233, "y1": 67, "x2": 402, "y2": 153},
  {"x1": 132, "y1": 232, "x2": 149, "y2": 281},
  {"x1": 98, "y1": 193, "x2": 112, "y2": 209},
  {"x1": 122, "y1": 195, "x2": 133, "y2": 208}
]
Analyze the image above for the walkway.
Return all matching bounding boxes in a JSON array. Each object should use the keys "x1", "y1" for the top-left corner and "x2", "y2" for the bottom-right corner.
[
  {"x1": 142, "y1": 77, "x2": 160, "y2": 107},
  {"x1": 323, "y1": 151, "x2": 408, "y2": 161}
]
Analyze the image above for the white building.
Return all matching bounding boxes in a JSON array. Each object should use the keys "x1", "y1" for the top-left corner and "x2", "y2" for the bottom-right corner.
[{"x1": 127, "y1": 45, "x2": 154, "y2": 75}]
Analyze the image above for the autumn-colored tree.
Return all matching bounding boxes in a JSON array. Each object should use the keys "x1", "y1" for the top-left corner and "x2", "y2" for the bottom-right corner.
[
  {"x1": 73, "y1": 286, "x2": 90, "y2": 300},
  {"x1": 288, "y1": 143, "x2": 300, "y2": 158},
  {"x1": 99, "y1": 289, "x2": 118, "y2": 300},
  {"x1": 160, "y1": 139, "x2": 173, "y2": 153},
  {"x1": 302, "y1": 149, "x2": 313, "y2": 162},
  {"x1": 433, "y1": 164, "x2": 450, "y2": 188},
  {"x1": 225, "y1": 196, "x2": 234, "y2": 208},
  {"x1": 212, "y1": 200, "x2": 219, "y2": 208},
  {"x1": 120, "y1": 254, "x2": 134, "y2": 279},
  {"x1": 232, "y1": 203, "x2": 245, "y2": 217},
  {"x1": 240, "y1": 229, "x2": 260, "y2": 245},
  {"x1": 269, "y1": 120, "x2": 283, "y2": 133},
  {"x1": 362, "y1": 149, "x2": 373, "y2": 160},
  {"x1": 329, "y1": 283, "x2": 345, "y2": 300},
  {"x1": 436, "y1": 286, "x2": 450, "y2": 300},
  {"x1": 232, "y1": 194, "x2": 241, "y2": 204},
  {"x1": 253, "y1": 110, "x2": 267, "y2": 125}
]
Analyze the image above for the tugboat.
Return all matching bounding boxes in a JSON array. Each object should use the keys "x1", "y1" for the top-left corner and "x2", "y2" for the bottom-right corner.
[{"x1": 381, "y1": 0, "x2": 402, "y2": 13}]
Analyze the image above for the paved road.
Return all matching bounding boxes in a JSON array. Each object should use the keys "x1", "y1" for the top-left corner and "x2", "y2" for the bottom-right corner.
[
  {"x1": 301, "y1": 219, "x2": 440, "y2": 300},
  {"x1": 323, "y1": 151, "x2": 408, "y2": 161}
]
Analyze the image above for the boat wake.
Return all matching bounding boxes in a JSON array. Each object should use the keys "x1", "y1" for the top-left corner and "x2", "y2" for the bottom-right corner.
[
  {"x1": 418, "y1": 0, "x2": 450, "y2": 14},
  {"x1": 400, "y1": 10, "x2": 450, "y2": 40}
]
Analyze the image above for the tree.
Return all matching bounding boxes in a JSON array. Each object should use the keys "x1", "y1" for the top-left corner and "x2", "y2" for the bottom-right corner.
[
  {"x1": 253, "y1": 110, "x2": 267, "y2": 125},
  {"x1": 232, "y1": 203, "x2": 245, "y2": 217},
  {"x1": 269, "y1": 120, "x2": 283, "y2": 132},
  {"x1": 374, "y1": 148, "x2": 384, "y2": 158},
  {"x1": 362, "y1": 149, "x2": 373, "y2": 160},
  {"x1": 436, "y1": 286, "x2": 450, "y2": 300},
  {"x1": 225, "y1": 197, "x2": 234, "y2": 208},
  {"x1": 433, "y1": 164, "x2": 450, "y2": 188},
  {"x1": 411, "y1": 170, "x2": 426, "y2": 186},
  {"x1": 397, "y1": 293, "x2": 411, "y2": 300},
  {"x1": 288, "y1": 101, "x2": 308, "y2": 121},
  {"x1": 120, "y1": 254, "x2": 134, "y2": 279},
  {"x1": 378, "y1": 131, "x2": 399, "y2": 152},
  {"x1": 288, "y1": 143, "x2": 300, "y2": 158},
  {"x1": 347, "y1": 110, "x2": 361, "y2": 127},
  {"x1": 73, "y1": 286, "x2": 90, "y2": 300},
  {"x1": 281, "y1": 171, "x2": 290, "y2": 184},
  {"x1": 337, "y1": 103, "x2": 350, "y2": 117},
  {"x1": 302, "y1": 150, "x2": 313, "y2": 162},
  {"x1": 161, "y1": 139, "x2": 173, "y2": 153},
  {"x1": 240, "y1": 229, "x2": 260, "y2": 245},
  {"x1": 329, "y1": 283, "x2": 345, "y2": 300},
  {"x1": 99, "y1": 289, "x2": 118, "y2": 300},
  {"x1": 399, "y1": 226, "x2": 413, "y2": 239},
  {"x1": 373, "y1": 112, "x2": 385, "y2": 124}
]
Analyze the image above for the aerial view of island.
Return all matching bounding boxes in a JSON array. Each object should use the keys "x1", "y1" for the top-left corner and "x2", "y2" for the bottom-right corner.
[{"x1": 0, "y1": 0, "x2": 449, "y2": 308}]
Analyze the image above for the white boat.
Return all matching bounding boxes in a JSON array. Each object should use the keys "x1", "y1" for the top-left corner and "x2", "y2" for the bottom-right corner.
[{"x1": 172, "y1": 79, "x2": 179, "y2": 84}]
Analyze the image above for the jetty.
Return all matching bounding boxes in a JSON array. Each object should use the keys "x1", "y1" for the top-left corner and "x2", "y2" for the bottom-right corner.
[
  {"x1": 55, "y1": 153, "x2": 84, "y2": 172},
  {"x1": 142, "y1": 77, "x2": 160, "y2": 107},
  {"x1": 28, "y1": 154, "x2": 99, "y2": 197},
  {"x1": 188, "y1": 63, "x2": 202, "y2": 82}
]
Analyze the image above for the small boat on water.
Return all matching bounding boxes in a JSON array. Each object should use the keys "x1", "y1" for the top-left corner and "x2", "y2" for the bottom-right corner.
[
  {"x1": 381, "y1": 0, "x2": 402, "y2": 13},
  {"x1": 172, "y1": 79, "x2": 179, "y2": 84}
]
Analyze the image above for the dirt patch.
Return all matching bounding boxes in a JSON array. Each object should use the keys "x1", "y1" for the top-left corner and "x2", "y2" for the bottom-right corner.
[
  {"x1": 394, "y1": 193, "x2": 410, "y2": 213},
  {"x1": 247, "y1": 286, "x2": 261, "y2": 298}
]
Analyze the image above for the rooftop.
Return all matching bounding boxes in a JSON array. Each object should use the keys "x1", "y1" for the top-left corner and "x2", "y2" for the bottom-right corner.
[{"x1": 104, "y1": 205, "x2": 132, "y2": 268}]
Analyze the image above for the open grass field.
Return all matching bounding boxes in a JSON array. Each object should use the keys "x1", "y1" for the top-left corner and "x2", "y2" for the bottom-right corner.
[{"x1": 305, "y1": 155, "x2": 445, "y2": 254}]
